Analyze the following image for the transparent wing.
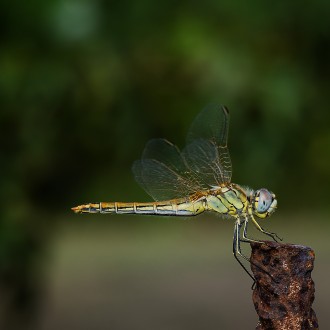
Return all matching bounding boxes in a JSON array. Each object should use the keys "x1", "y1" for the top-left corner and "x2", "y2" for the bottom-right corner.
[
  {"x1": 185, "y1": 104, "x2": 232, "y2": 184},
  {"x1": 132, "y1": 139, "x2": 202, "y2": 201},
  {"x1": 132, "y1": 105, "x2": 232, "y2": 201}
]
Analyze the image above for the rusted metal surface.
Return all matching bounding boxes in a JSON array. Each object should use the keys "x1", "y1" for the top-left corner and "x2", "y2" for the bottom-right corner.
[{"x1": 250, "y1": 241, "x2": 318, "y2": 330}]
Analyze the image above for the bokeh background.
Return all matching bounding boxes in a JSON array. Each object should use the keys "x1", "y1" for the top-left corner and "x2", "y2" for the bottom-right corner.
[{"x1": 1, "y1": 1, "x2": 330, "y2": 329}]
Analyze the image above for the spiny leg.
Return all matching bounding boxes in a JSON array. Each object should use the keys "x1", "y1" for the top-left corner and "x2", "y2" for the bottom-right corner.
[
  {"x1": 233, "y1": 220, "x2": 256, "y2": 283},
  {"x1": 241, "y1": 216, "x2": 263, "y2": 244},
  {"x1": 234, "y1": 218, "x2": 279, "y2": 287},
  {"x1": 249, "y1": 215, "x2": 282, "y2": 242}
]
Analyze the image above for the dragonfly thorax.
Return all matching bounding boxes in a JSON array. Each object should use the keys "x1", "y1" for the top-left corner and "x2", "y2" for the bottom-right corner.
[{"x1": 250, "y1": 188, "x2": 277, "y2": 219}]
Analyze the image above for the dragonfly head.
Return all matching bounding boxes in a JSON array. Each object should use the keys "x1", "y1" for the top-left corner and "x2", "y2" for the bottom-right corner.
[{"x1": 251, "y1": 188, "x2": 277, "y2": 219}]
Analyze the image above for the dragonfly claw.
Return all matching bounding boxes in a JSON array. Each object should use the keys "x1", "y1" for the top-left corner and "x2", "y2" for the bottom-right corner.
[{"x1": 269, "y1": 232, "x2": 283, "y2": 242}]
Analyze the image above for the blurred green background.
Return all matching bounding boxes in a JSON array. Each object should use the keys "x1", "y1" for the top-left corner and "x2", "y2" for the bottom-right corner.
[{"x1": 1, "y1": 0, "x2": 330, "y2": 329}]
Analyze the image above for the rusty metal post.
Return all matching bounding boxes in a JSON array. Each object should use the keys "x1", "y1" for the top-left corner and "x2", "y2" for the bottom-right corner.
[{"x1": 250, "y1": 241, "x2": 318, "y2": 330}]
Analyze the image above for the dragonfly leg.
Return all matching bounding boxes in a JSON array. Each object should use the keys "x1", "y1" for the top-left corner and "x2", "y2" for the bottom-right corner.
[
  {"x1": 233, "y1": 220, "x2": 256, "y2": 283},
  {"x1": 234, "y1": 218, "x2": 280, "y2": 288},
  {"x1": 240, "y1": 216, "x2": 263, "y2": 244},
  {"x1": 249, "y1": 215, "x2": 282, "y2": 242}
]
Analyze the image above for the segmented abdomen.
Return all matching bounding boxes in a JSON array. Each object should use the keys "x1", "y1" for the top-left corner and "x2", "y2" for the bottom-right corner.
[{"x1": 72, "y1": 198, "x2": 206, "y2": 216}]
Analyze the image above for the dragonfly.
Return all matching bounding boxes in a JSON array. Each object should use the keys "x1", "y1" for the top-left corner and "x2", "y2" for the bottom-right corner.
[{"x1": 72, "y1": 105, "x2": 280, "y2": 281}]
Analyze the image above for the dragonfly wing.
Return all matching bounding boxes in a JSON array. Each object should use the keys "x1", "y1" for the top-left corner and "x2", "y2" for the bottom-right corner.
[
  {"x1": 141, "y1": 138, "x2": 186, "y2": 173},
  {"x1": 132, "y1": 105, "x2": 232, "y2": 200},
  {"x1": 185, "y1": 104, "x2": 232, "y2": 185},
  {"x1": 182, "y1": 138, "x2": 228, "y2": 188},
  {"x1": 132, "y1": 139, "x2": 201, "y2": 201}
]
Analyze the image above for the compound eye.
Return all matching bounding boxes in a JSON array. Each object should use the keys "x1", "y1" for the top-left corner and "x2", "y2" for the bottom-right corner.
[{"x1": 256, "y1": 189, "x2": 273, "y2": 213}]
